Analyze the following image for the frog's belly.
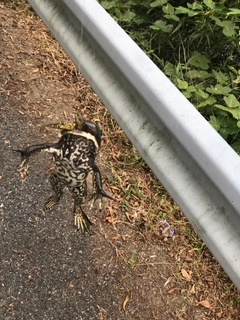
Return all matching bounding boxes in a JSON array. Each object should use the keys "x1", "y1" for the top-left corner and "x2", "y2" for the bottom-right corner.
[{"x1": 54, "y1": 162, "x2": 89, "y2": 187}]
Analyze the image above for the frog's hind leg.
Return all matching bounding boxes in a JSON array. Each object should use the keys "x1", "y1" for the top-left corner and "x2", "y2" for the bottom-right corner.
[
  {"x1": 89, "y1": 164, "x2": 115, "y2": 210},
  {"x1": 68, "y1": 184, "x2": 92, "y2": 233},
  {"x1": 44, "y1": 172, "x2": 64, "y2": 211}
]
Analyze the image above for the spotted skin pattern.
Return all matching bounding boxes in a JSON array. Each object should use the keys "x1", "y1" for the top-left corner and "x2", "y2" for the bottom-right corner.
[{"x1": 15, "y1": 115, "x2": 114, "y2": 232}]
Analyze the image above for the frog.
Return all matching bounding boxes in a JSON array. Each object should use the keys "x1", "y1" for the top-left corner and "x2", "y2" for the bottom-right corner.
[{"x1": 14, "y1": 113, "x2": 114, "y2": 233}]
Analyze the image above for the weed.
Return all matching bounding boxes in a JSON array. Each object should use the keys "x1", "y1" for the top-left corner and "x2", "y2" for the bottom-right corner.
[{"x1": 99, "y1": 0, "x2": 240, "y2": 152}]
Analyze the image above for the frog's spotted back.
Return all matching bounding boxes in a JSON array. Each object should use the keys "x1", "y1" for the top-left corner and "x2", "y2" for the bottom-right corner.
[{"x1": 15, "y1": 113, "x2": 114, "y2": 233}]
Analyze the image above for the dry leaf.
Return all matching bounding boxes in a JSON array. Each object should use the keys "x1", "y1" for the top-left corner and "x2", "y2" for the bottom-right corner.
[
  {"x1": 196, "y1": 300, "x2": 211, "y2": 309},
  {"x1": 167, "y1": 288, "x2": 177, "y2": 294},
  {"x1": 216, "y1": 310, "x2": 223, "y2": 317},
  {"x1": 123, "y1": 295, "x2": 129, "y2": 311},
  {"x1": 181, "y1": 268, "x2": 191, "y2": 280},
  {"x1": 189, "y1": 284, "x2": 195, "y2": 294}
]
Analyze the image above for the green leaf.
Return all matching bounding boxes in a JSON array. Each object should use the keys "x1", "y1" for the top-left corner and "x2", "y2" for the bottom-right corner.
[
  {"x1": 224, "y1": 94, "x2": 240, "y2": 108},
  {"x1": 188, "y1": 52, "x2": 210, "y2": 70},
  {"x1": 150, "y1": 0, "x2": 168, "y2": 7},
  {"x1": 186, "y1": 70, "x2": 211, "y2": 80},
  {"x1": 175, "y1": 6, "x2": 201, "y2": 16},
  {"x1": 214, "y1": 3, "x2": 225, "y2": 11},
  {"x1": 221, "y1": 21, "x2": 238, "y2": 37},
  {"x1": 198, "y1": 89, "x2": 209, "y2": 99},
  {"x1": 227, "y1": 8, "x2": 240, "y2": 15},
  {"x1": 215, "y1": 104, "x2": 240, "y2": 120},
  {"x1": 206, "y1": 84, "x2": 232, "y2": 95},
  {"x1": 212, "y1": 70, "x2": 229, "y2": 84},
  {"x1": 121, "y1": 11, "x2": 136, "y2": 22},
  {"x1": 209, "y1": 115, "x2": 220, "y2": 131},
  {"x1": 163, "y1": 4, "x2": 179, "y2": 21},
  {"x1": 150, "y1": 19, "x2": 166, "y2": 30},
  {"x1": 197, "y1": 96, "x2": 216, "y2": 108},
  {"x1": 187, "y1": 2, "x2": 202, "y2": 10},
  {"x1": 186, "y1": 85, "x2": 196, "y2": 93},
  {"x1": 163, "y1": 4, "x2": 174, "y2": 15},
  {"x1": 150, "y1": 20, "x2": 173, "y2": 33},
  {"x1": 177, "y1": 79, "x2": 188, "y2": 89},
  {"x1": 182, "y1": 91, "x2": 192, "y2": 99},
  {"x1": 162, "y1": 24, "x2": 174, "y2": 33},
  {"x1": 164, "y1": 14, "x2": 179, "y2": 22},
  {"x1": 164, "y1": 62, "x2": 178, "y2": 77},
  {"x1": 231, "y1": 141, "x2": 240, "y2": 153},
  {"x1": 212, "y1": 18, "x2": 238, "y2": 37},
  {"x1": 220, "y1": 117, "x2": 239, "y2": 134},
  {"x1": 219, "y1": 128, "x2": 229, "y2": 140},
  {"x1": 175, "y1": 6, "x2": 191, "y2": 14},
  {"x1": 100, "y1": 1, "x2": 116, "y2": 10},
  {"x1": 203, "y1": 0, "x2": 215, "y2": 9}
]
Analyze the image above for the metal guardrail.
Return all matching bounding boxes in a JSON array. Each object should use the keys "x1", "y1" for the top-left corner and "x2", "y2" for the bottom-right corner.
[{"x1": 28, "y1": 0, "x2": 240, "y2": 289}]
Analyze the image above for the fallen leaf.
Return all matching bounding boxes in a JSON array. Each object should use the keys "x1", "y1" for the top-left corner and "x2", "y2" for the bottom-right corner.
[
  {"x1": 196, "y1": 300, "x2": 211, "y2": 309},
  {"x1": 123, "y1": 295, "x2": 129, "y2": 311},
  {"x1": 181, "y1": 268, "x2": 191, "y2": 280},
  {"x1": 216, "y1": 310, "x2": 223, "y2": 317},
  {"x1": 167, "y1": 288, "x2": 178, "y2": 294},
  {"x1": 189, "y1": 284, "x2": 195, "y2": 294}
]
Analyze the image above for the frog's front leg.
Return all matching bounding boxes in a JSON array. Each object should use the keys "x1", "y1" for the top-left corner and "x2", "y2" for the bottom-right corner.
[
  {"x1": 14, "y1": 142, "x2": 59, "y2": 180},
  {"x1": 44, "y1": 172, "x2": 65, "y2": 211},
  {"x1": 69, "y1": 184, "x2": 92, "y2": 233}
]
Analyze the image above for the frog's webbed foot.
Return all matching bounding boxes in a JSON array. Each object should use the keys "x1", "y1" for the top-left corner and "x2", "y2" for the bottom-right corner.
[
  {"x1": 43, "y1": 194, "x2": 61, "y2": 211},
  {"x1": 14, "y1": 142, "x2": 57, "y2": 180},
  {"x1": 74, "y1": 205, "x2": 92, "y2": 233},
  {"x1": 16, "y1": 156, "x2": 30, "y2": 180},
  {"x1": 89, "y1": 189, "x2": 115, "y2": 211}
]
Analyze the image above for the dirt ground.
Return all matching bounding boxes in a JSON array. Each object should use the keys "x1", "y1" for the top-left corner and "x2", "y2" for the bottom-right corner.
[{"x1": 0, "y1": 1, "x2": 240, "y2": 319}]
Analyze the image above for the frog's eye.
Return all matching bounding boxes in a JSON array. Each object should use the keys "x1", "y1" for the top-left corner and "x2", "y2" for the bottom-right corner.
[
  {"x1": 85, "y1": 121, "x2": 102, "y2": 146},
  {"x1": 75, "y1": 113, "x2": 102, "y2": 146}
]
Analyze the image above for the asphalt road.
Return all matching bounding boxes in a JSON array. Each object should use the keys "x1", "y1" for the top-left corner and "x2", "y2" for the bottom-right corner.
[{"x1": 0, "y1": 94, "x2": 106, "y2": 319}]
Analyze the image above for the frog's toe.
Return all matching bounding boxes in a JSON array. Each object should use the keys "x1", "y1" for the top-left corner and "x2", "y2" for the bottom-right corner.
[
  {"x1": 17, "y1": 161, "x2": 30, "y2": 180},
  {"x1": 90, "y1": 195, "x2": 103, "y2": 211},
  {"x1": 43, "y1": 195, "x2": 60, "y2": 211},
  {"x1": 74, "y1": 211, "x2": 92, "y2": 233}
]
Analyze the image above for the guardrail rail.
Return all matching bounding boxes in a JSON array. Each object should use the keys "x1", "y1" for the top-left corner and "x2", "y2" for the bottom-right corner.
[{"x1": 27, "y1": 0, "x2": 240, "y2": 289}]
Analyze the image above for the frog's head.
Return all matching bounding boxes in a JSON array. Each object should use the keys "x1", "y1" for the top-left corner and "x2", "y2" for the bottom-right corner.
[{"x1": 75, "y1": 113, "x2": 102, "y2": 147}]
